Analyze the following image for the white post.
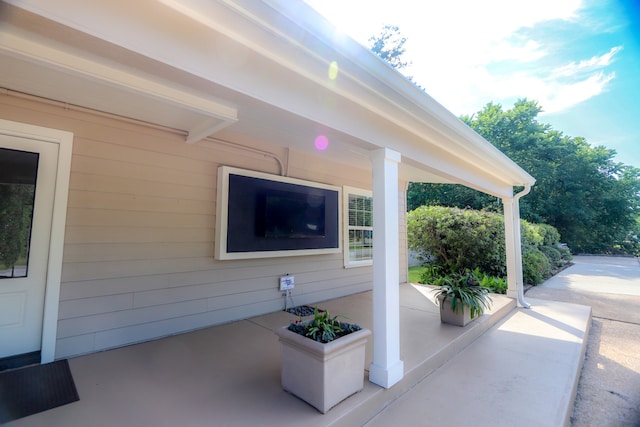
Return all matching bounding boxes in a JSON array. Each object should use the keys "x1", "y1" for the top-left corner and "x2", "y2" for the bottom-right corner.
[
  {"x1": 503, "y1": 197, "x2": 518, "y2": 299},
  {"x1": 503, "y1": 193, "x2": 530, "y2": 308},
  {"x1": 369, "y1": 148, "x2": 404, "y2": 388}
]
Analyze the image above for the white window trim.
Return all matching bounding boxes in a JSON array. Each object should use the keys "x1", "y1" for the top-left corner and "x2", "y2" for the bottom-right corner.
[{"x1": 343, "y1": 186, "x2": 373, "y2": 268}]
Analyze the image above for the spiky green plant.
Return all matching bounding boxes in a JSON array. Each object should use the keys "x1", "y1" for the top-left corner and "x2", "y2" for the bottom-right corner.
[
  {"x1": 433, "y1": 272, "x2": 493, "y2": 319},
  {"x1": 288, "y1": 308, "x2": 361, "y2": 343}
]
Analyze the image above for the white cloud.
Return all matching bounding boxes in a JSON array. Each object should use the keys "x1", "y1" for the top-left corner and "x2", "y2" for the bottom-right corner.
[
  {"x1": 306, "y1": 0, "x2": 617, "y2": 115},
  {"x1": 486, "y1": 39, "x2": 547, "y2": 63},
  {"x1": 552, "y1": 46, "x2": 622, "y2": 78},
  {"x1": 542, "y1": 71, "x2": 615, "y2": 113},
  {"x1": 413, "y1": 63, "x2": 617, "y2": 117}
]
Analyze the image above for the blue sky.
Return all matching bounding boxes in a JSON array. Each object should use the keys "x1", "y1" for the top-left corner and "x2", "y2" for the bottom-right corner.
[{"x1": 305, "y1": 0, "x2": 640, "y2": 168}]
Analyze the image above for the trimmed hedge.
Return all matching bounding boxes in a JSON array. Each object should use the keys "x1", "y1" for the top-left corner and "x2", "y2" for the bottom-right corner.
[
  {"x1": 522, "y1": 245, "x2": 551, "y2": 286},
  {"x1": 408, "y1": 206, "x2": 571, "y2": 286},
  {"x1": 407, "y1": 206, "x2": 506, "y2": 277}
]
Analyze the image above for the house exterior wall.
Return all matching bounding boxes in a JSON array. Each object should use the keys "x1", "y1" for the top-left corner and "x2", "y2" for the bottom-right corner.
[{"x1": 0, "y1": 93, "x2": 408, "y2": 359}]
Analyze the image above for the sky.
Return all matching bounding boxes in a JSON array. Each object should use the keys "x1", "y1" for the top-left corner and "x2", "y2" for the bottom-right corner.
[{"x1": 305, "y1": 0, "x2": 640, "y2": 168}]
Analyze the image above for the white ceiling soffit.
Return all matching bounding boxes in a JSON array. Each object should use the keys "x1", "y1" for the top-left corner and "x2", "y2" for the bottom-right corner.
[
  {"x1": 0, "y1": 29, "x2": 238, "y2": 144},
  {"x1": 155, "y1": 0, "x2": 535, "y2": 188}
]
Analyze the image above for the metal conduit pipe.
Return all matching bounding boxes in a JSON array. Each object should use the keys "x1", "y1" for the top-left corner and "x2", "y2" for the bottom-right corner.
[
  {"x1": 203, "y1": 137, "x2": 285, "y2": 176},
  {"x1": 1, "y1": 88, "x2": 285, "y2": 175},
  {"x1": 514, "y1": 184, "x2": 532, "y2": 308}
]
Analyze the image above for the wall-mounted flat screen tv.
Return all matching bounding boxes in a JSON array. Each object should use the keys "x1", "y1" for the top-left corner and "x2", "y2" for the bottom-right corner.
[
  {"x1": 215, "y1": 166, "x2": 341, "y2": 260},
  {"x1": 263, "y1": 190, "x2": 326, "y2": 239}
]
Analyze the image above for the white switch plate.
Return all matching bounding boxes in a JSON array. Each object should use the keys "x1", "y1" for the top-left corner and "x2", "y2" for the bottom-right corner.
[{"x1": 279, "y1": 275, "x2": 295, "y2": 291}]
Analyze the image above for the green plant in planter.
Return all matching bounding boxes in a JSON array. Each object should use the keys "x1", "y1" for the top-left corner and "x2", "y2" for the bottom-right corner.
[
  {"x1": 288, "y1": 308, "x2": 361, "y2": 343},
  {"x1": 433, "y1": 272, "x2": 493, "y2": 319},
  {"x1": 277, "y1": 308, "x2": 371, "y2": 413}
]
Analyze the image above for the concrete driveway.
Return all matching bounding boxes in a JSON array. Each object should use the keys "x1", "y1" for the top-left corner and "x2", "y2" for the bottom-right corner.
[{"x1": 525, "y1": 255, "x2": 640, "y2": 426}]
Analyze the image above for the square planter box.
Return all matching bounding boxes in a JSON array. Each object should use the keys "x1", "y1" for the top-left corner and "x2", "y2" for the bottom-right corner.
[
  {"x1": 275, "y1": 325, "x2": 371, "y2": 413},
  {"x1": 437, "y1": 295, "x2": 476, "y2": 326}
]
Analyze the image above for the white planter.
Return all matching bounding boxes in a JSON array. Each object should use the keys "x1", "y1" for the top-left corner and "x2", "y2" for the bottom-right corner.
[
  {"x1": 275, "y1": 325, "x2": 371, "y2": 413},
  {"x1": 437, "y1": 295, "x2": 474, "y2": 326}
]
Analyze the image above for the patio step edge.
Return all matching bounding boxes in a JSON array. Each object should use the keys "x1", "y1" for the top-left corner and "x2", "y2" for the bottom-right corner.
[{"x1": 330, "y1": 297, "x2": 517, "y2": 427}]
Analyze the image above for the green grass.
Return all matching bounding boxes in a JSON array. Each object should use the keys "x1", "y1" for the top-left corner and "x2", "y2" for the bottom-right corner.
[{"x1": 408, "y1": 265, "x2": 427, "y2": 284}]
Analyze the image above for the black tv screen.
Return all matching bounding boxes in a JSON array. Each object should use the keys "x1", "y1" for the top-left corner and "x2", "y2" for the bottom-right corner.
[
  {"x1": 221, "y1": 169, "x2": 340, "y2": 256},
  {"x1": 263, "y1": 191, "x2": 326, "y2": 238}
]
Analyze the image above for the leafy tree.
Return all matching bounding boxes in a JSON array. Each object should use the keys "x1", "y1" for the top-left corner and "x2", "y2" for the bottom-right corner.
[
  {"x1": 409, "y1": 99, "x2": 640, "y2": 253},
  {"x1": 368, "y1": 25, "x2": 410, "y2": 70},
  {"x1": 407, "y1": 183, "x2": 501, "y2": 213},
  {"x1": 367, "y1": 25, "x2": 640, "y2": 254}
]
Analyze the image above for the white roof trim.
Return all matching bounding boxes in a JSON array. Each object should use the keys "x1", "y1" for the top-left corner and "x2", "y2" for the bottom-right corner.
[
  {"x1": 2, "y1": 0, "x2": 535, "y2": 195},
  {"x1": 0, "y1": 29, "x2": 238, "y2": 141}
]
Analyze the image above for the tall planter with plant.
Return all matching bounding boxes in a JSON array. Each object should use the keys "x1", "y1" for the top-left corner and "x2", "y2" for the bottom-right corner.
[
  {"x1": 275, "y1": 308, "x2": 371, "y2": 413},
  {"x1": 433, "y1": 272, "x2": 492, "y2": 326}
]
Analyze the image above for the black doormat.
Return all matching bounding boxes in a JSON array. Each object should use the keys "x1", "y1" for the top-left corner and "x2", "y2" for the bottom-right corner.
[{"x1": 0, "y1": 359, "x2": 79, "y2": 424}]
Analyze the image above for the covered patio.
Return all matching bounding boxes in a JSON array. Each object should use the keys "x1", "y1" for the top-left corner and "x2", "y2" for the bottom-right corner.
[
  {"x1": 5, "y1": 283, "x2": 591, "y2": 427},
  {"x1": 0, "y1": 3, "x2": 562, "y2": 422}
]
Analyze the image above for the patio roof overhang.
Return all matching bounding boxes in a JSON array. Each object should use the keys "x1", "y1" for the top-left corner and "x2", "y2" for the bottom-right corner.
[{"x1": 0, "y1": 0, "x2": 534, "y2": 199}]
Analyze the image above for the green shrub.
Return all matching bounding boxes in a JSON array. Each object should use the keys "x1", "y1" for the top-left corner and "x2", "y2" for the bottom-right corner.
[
  {"x1": 537, "y1": 224, "x2": 561, "y2": 246},
  {"x1": 522, "y1": 245, "x2": 551, "y2": 285},
  {"x1": 408, "y1": 205, "x2": 567, "y2": 287},
  {"x1": 408, "y1": 206, "x2": 505, "y2": 277},
  {"x1": 419, "y1": 264, "x2": 447, "y2": 286},
  {"x1": 470, "y1": 268, "x2": 507, "y2": 294},
  {"x1": 558, "y1": 246, "x2": 573, "y2": 262},
  {"x1": 539, "y1": 245, "x2": 562, "y2": 268},
  {"x1": 419, "y1": 266, "x2": 507, "y2": 294},
  {"x1": 521, "y1": 220, "x2": 544, "y2": 247}
]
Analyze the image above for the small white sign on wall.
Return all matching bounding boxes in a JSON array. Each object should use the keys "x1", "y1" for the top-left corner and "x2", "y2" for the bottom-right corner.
[{"x1": 279, "y1": 275, "x2": 295, "y2": 291}]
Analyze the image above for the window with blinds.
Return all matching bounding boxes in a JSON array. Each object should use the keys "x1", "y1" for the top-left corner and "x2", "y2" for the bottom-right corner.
[{"x1": 344, "y1": 187, "x2": 373, "y2": 267}]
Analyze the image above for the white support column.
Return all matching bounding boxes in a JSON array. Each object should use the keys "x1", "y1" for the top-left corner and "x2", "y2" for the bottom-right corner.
[
  {"x1": 503, "y1": 193, "x2": 530, "y2": 308},
  {"x1": 369, "y1": 148, "x2": 404, "y2": 389},
  {"x1": 503, "y1": 197, "x2": 518, "y2": 299}
]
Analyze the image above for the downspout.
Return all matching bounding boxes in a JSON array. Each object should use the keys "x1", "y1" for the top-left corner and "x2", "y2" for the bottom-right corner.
[{"x1": 514, "y1": 184, "x2": 532, "y2": 309}]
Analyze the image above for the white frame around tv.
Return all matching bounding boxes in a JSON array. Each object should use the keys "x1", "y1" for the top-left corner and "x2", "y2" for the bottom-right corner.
[{"x1": 215, "y1": 166, "x2": 342, "y2": 260}]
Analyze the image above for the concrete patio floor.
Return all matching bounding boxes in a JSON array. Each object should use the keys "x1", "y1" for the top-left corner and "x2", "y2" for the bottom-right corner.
[{"x1": 6, "y1": 283, "x2": 591, "y2": 427}]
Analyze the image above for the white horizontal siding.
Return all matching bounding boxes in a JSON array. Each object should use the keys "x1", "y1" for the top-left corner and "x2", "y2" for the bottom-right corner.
[
  {"x1": 1, "y1": 94, "x2": 402, "y2": 360},
  {"x1": 59, "y1": 274, "x2": 170, "y2": 301},
  {"x1": 64, "y1": 226, "x2": 212, "y2": 244},
  {"x1": 63, "y1": 242, "x2": 214, "y2": 263},
  {"x1": 57, "y1": 299, "x2": 209, "y2": 338},
  {"x1": 58, "y1": 293, "x2": 133, "y2": 319},
  {"x1": 67, "y1": 190, "x2": 212, "y2": 214},
  {"x1": 69, "y1": 172, "x2": 214, "y2": 201}
]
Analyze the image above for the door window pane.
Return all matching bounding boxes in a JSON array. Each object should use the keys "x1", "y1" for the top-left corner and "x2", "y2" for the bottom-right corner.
[{"x1": 0, "y1": 148, "x2": 39, "y2": 279}]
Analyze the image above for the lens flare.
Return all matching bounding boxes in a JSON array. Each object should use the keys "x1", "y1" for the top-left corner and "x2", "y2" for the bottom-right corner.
[
  {"x1": 328, "y1": 61, "x2": 339, "y2": 80},
  {"x1": 314, "y1": 135, "x2": 329, "y2": 151}
]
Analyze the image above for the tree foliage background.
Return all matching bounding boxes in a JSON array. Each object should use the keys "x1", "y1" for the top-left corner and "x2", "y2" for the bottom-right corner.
[
  {"x1": 368, "y1": 25, "x2": 410, "y2": 71},
  {"x1": 408, "y1": 100, "x2": 640, "y2": 254},
  {"x1": 368, "y1": 27, "x2": 640, "y2": 255}
]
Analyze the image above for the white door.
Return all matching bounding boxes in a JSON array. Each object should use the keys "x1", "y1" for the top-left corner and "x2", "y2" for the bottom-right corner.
[{"x1": 0, "y1": 134, "x2": 58, "y2": 359}]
